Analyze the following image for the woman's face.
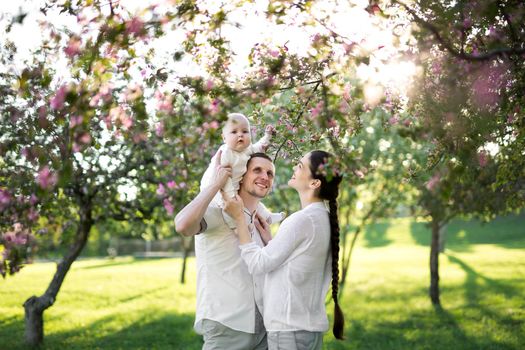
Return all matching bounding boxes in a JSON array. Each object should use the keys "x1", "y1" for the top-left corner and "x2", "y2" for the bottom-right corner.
[{"x1": 288, "y1": 153, "x2": 313, "y2": 190}]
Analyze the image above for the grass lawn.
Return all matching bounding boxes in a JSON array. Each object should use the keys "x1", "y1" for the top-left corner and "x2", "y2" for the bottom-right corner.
[{"x1": 1, "y1": 215, "x2": 524, "y2": 349}]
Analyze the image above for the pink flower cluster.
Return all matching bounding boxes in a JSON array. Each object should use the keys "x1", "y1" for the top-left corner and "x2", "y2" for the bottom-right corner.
[
  {"x1": 125, "y1": 17, "x2": 145, "y2": 37},
  {"x1": 310, "y1": 101, "x2": 324, "y2": 119},
  {"x1": 64, "y1": 37, "x2": 82, "y2": 58},
  {"x1": 0, "y1": 189, "x2": 11, "y2": 210},
  {"x1": 155, "y1": 91, "x2": 173, "y2": 114},
  {"x1": 37, "y1": 166, "x2": 58, "y2": 190},
  {"x1": 477, "y1": 150, "x2": 489, "y2": 168},
  {"x1": 425, "y1": 173, "x2": 441, "y2": 192},
  {"x1": 50, "y1": 85, "x2": 69, "y2": 110},
  {"x1": 0, "y1": 224, "x2": 34, "y2": 277},
  {"x1": 89, "y1": 84, "x2": 113, "y2": 107}
]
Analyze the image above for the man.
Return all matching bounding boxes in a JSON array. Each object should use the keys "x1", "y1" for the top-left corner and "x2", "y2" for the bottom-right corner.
[{"x1": 175, "y1": 151, "x2": 275, "y2": 349}]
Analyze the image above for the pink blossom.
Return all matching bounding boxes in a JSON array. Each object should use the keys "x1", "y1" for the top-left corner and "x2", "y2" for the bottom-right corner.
[
  {"x1": 167, "y1": 181, "x2": 177, "y2": 189},
  {"x1": 78, "y1": 132, "x2": 91, "y2": 145},
  {"x1": 21, "y1": 147, "x2": 31, "y2": 160},
  {"x1": 50, "y1": 85, "x2": 68, "y2": 110},
  {"x1": 209, "y1": 99, "x2": 220, "y2": 115},
  {"x1": 64, "y1": 37, "x2": 82, "y2": 57},
  {"x1": 125, "y1": 17, "x2": 145, "y2": 37},
  {"x1": 343, "y1": 85, "x2": 352, "y2": 100},
  {"x1": 205, "y1": 79, "x2": 215, "y2": 91},
  {"x1": 163, "y1": 198, "x2": 174, "y2": 216},
  {"x1": 209, "y1": 121, "x2": 219, "y2": 129},
  {"x1": 157, "y1": 97, "x2": 173, "y2": 113},
  {"x1": 310, "y1": 101, "x2": 324, "y2": 119},
  {"x1": 471, "y1": 64, "x2": 507, "y2": 109},
  {"x1": 269, "y1": 49, "x2": 280, "y2": 57},
  {"x1": 179, "y1": 182, "x2": 187, "y2": 189},
  {"x1": 0, "y1": 189, "x2": 11, "y2": 209},
  {"x1": 388, "y1": 116, "x2": 399, "y2": 125},
  {"x1": 339, "y1": 100, "x2": 350, "y2": 113},
  {"x1": 477, "y1": 151, "x2": 489, "y2": 167},
  {"x1": 343, "y1": 42, "x2": 356, "y2": 54},
  {"x1": 431, "y1": 61, "x2": 442, "y2": 75},
  {"x1": 132, "y1": 132, "x2": 147, "y2": 143},
  {"x1": 124, "y1": 84, "x2": 143, "y2": 102},
  {"x1": 29, "y1": 194, "x2": 38, "y2": 205},
  {"x1": 156, "y1": 122, "x2": 165, "y2": 137},
  {"x1": 27, "y1": 207, "x2": 39, "y2": 222},
  {"x1": 70, "y1": 115, "x2": 83, "y2": 128},
  {"x1": 354, "y1": 170, "x2": 365, "y2": 179},
  {"x1": 37, "y1": 166, "x2": 58, "y2": 190},
  {"x1": 425, "y1": 173, "x2": 441, "y2": 192},
  {"x1": 327, "y1": 119, "x2": 338, "y2": 128},
  {"x1": 157, "y1": 183, "x2": 166, "y2": 196},
  {"x1": 72, "y1": 141, "x2": 81, "y2": 152}
]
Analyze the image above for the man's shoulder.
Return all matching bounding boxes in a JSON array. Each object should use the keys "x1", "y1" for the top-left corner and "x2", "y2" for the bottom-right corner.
[{"x1": 200, "y1": 204, "x2": 227, "y2": 233}]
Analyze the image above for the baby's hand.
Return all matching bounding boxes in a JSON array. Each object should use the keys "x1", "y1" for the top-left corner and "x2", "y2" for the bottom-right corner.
[{"x1": 265, "y1": 124, "x2": 276, "y2": 136}]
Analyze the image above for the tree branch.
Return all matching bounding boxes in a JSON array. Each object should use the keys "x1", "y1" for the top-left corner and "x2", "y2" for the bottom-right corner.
[{"x1": 392, "y1": 0, "x2": 525, "y2": 61}]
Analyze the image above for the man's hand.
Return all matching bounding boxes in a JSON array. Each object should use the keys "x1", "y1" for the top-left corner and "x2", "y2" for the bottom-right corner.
[
  {"x1": 254, "y1": 213, "x2": 272, "y2": 245},
  {"x1": 221, "y1": 191, "x2": 245, "y2": 221},
  {"x1": 212, "y1": 150, "x2": 232, "y2": 189}
]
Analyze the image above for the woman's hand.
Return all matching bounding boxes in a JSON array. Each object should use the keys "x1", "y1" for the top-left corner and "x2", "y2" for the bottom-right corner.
[
  {"x1": 222, "y1": 192, "x2": 245, "y2": 222},
  {"x1": 254, "y1": 214, "x2": 272, "y2": 245}
]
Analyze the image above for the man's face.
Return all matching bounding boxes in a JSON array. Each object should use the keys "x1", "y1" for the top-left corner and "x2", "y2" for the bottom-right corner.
[{"x1": 239, "y1": 157, "x2": 275, "y2": 199}]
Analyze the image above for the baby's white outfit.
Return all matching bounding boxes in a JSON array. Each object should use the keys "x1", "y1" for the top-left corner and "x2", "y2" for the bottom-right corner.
[{"x1": 200, "y1": 134, "x2": 285, "y2": 227}]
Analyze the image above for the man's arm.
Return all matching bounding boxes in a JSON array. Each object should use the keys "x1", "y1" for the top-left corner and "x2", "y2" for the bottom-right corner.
[{"x1": 174, "y1": 151, "x2": 231, "y2": 236}]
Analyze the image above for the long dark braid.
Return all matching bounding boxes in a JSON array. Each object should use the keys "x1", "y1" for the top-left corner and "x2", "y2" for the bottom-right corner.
[{"x1": 309, "y1": 150, "x2": 345, "y2": 340}]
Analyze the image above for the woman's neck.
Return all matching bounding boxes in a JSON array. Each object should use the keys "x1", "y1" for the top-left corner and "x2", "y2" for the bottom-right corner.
[{"x1": 298, "y1": 192, "x2": 323, "y2": 209}]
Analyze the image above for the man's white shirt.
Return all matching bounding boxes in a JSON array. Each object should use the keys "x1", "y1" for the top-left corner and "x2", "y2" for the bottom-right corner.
[{"x1": 193, "y1": 203, "x2": 266, "y2": 334}]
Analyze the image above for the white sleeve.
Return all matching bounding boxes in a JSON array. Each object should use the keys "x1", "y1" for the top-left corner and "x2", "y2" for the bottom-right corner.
[
  {"x1": 201, "y1": 204, "x2": 224, "y2": 233},
  {"x1": 251, "y1": 133, "x2": 272, "y2": 153},
  {"x1": 239, "y1": 213, "x2": 311, "y2": 275},
  {"x1": 220, "y1": 145, "x2": 235, "y2": 166}
]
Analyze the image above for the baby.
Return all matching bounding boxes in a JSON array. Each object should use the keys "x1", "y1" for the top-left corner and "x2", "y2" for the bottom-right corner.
[{"x1": 200, "y1": 113, "x2": 285, "y2": 228}]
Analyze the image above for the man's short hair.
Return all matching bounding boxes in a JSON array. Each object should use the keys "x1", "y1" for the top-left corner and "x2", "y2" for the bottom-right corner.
[{"x1": 247, "y1": 152, "x2": 273, "y2": 167}]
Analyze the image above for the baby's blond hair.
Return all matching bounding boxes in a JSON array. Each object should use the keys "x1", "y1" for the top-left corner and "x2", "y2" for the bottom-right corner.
[{"x1": 222, "y1": 113, "x2": 250, "y2": 134}]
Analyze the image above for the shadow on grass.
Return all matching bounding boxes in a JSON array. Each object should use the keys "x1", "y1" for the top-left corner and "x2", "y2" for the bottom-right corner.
[
  {"x1": 445, "y1": 253, "x2": 524, "y2": 334},
  {"x1": 0, "y1": 312, "x2": 201, "y2": 350},
  {"x1": 363, "y1": 221, "x2": 392, "y2": 248},
  {"x1": 409, "y1": 214, "x2": 525, "y2": 251},
  {"x1": 324, "y1": 307, "x2": 517, "y2": 350},
  {"x1": 75, "y1": 258, "x2": 153, "y2": 270},
  {"x1": 117, "y1": 285, "x2": 172, "y2": 304}
]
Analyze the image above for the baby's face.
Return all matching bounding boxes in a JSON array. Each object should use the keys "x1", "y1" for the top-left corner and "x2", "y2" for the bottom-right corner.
[{"x1": 223, "y1": 118, "x2": 252, "y2": 152}]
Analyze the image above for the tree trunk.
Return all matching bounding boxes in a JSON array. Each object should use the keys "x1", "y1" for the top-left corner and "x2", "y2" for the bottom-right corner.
[
  {"x1": 180, "y1": 236, "x2": 194, "y2": 284},
  {"x1": 438, "y1": 223, "x2": 447, "y2": 253},
  {"x1": 429, "y1": 217, "x2": 441, "y2": 306},
  {"x1": 23, "y1": 203, "x2": 93, "y2": 346}
]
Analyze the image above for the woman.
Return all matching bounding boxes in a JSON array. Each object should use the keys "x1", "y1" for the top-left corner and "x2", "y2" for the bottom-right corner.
[{"x1": 223, "y1": 150, "x2": 345, "y2": 349}]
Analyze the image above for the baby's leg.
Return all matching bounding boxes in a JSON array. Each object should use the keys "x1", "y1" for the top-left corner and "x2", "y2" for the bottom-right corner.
[
  {"x1": 258, "y1": 202, "x2": 286, "y2": 225},
  {"x1": 222, "y1": 178, "x2": 236, "y2": 199},
  {"x1": 221, "y1": 178, "x2": 238, "y2": 230}
]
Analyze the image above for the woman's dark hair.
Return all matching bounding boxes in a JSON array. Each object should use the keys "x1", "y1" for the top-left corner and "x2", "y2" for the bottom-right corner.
[{"x1": 309, "y1": 150, "x2": 345, "y2": 340}]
